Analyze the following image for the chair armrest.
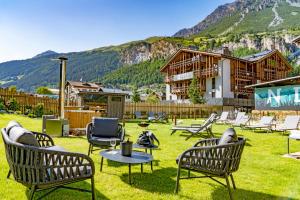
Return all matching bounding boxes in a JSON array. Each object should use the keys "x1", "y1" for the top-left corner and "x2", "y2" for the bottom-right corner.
[
  {"x1": 86, "y1": 122, "x2": 93, "y2": 140},
  {"x1": 177, "y1": 145, "x2": 231, "y2": 173},
  {"x1": 32, "y1": 131, "x2": 55, "y2": 147},
  {"x1": 40, "y1": 148, "x2": 95, "y2": 183},
  {"x1": 193, "y1": 138, "x2": 219, "y2": 147},
  {"x1": 118, "y1": 124, "x2": 125, "y2": 141}
]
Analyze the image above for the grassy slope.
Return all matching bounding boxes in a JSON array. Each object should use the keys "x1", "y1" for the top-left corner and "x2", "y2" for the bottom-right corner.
[{"x1": 0, "y1": 114, "x2": 300, "y2": 199}]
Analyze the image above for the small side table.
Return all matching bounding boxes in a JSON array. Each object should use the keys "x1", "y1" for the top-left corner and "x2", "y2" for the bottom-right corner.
[
  {"x1": 99, "y1": 150, "x2": 153, "y2": 184},
  {"x1": 132, "y1": 144, "x2": 158, "y2": 171}
]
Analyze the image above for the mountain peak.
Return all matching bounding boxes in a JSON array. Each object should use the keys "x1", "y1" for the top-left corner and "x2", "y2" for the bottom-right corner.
[
  {"x1": 33, "y1": 50, "x2": 58, "y2": 58},
  {"x1": 173, "y1": 0, "x2": 293, "y2": 37}
]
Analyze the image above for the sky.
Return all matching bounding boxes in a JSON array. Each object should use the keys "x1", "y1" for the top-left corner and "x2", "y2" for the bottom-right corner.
[{"x1": 0, "y1": 0, "x2": 233, "y2": 63}]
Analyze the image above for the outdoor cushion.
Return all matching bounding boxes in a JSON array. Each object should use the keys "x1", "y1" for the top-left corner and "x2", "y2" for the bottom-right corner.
[
  {"x1": 42, "y1": 145, "x2": 67, "y2": 151},
  {"x1": 218, "y1": 128, "x2": 238, "y2": 145},
  {"x1": 92, "y1": 117, "x2": 119, "y2": 137},
  {"x1": 9, "y1": 126, "x2": 40, "y2": 147},
  {"x1": 90, "y1": 136, "x2": 121, "y2": 146},
  {"x1": 6, "y1": 120, "x2": 22, "y2": 135}
]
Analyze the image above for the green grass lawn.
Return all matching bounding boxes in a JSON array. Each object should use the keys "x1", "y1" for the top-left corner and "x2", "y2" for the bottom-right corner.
[{"x1": 0, "y1": 114, "x2": 300, "y2": 199}]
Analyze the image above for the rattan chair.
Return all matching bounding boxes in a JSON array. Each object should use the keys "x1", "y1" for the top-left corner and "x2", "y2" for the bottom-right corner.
[
  {"x1": 86, "y1": 117, "x2": 125, "y2": 156},
  {"x1": 175, "y1": 137, "x2": 246, "y2": 200},
  {"x1": 1, "y1": 128, "x2": 95, "y2": 200}
]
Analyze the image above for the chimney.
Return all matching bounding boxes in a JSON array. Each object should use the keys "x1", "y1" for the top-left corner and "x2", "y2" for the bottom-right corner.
[{"x1": 222, "y1": 47, "x2": 231, "y2": 56}]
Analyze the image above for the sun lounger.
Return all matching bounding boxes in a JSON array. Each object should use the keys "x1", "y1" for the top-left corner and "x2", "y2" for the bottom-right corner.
[
  {"x1": 216, "y1": 111, "x2": 229, "y2": 124},
  {"x1": 245, "y1": 116, "x2": 275, "y2": 133},
  {"x1": 272, "y1": 115, "x2": 300, "y2": 133},
  {"x1": 171, "y1": 113, "x2": 218, "y2": 140},
  {"x1": 227, "y1": 112, "x2": 246, "y2": 125}
]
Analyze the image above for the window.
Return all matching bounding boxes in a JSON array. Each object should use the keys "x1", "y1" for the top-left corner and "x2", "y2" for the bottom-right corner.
[
  {"x1": 212, "y1": 91, "x2": 215, "y2": 98},
  {"x1": 112, "y1": 96, "x2": 122, "y2": 102},
  {"x1": 212, "y1": 78, "x2": 216, "y2": 89}
]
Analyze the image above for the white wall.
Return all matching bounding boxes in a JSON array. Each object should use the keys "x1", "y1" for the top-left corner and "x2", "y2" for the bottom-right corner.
[
  {"x1": 221, "y1": 59, "x2": 234, "y2": 98},
  {"x1": 204, "y1": 59, "x2": 234, "y2": 99},
  {"x1": 166, "y1": 84, "x2": 178, "y2": 101}
]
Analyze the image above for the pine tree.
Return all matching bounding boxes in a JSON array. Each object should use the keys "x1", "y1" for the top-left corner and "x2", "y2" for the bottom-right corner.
[
  {"x1": 188, "y1": 77, "x2": 205, "y2": 104},
  {"x1": 131, "y1": 87, "x2": 141, "y2": 103}
]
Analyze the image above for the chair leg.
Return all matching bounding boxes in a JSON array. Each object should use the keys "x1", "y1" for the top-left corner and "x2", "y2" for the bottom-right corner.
[
  {"x1": 91, "y1": 177, "x2": 95, "y2": 200},
  {"x1": 230, "y1": 174, "x2": 236, "y2": 190},
  {"x1": 88, "y1": 144, "x2": 91, "y2": 156},
  {"x1": 225, "y1": 175, "x2": 233, "y2": 200},
  {"x1": 7, "y1": 170, "x2": 11, "y2": 179},
  {"x1": 175, "y1": 167, "x2": 181, "y2": 193},
  {"x1": 29, "y1": 185, "x2": 36, "y2": 200}
]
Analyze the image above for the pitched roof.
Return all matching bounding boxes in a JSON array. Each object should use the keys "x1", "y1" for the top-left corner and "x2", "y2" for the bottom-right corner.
[
  {"x1": 245, "y1": 75, "x2": 300, "y2": 88},
  {"x1": 67, "y1": 81, "x2": 101, "y2": 89},
  {"x1": 242, "y1": 50, "x2": 275, "y2": 62},
  {"x1": 292, "y1": 36, "x2": 300, "y2": 44}
]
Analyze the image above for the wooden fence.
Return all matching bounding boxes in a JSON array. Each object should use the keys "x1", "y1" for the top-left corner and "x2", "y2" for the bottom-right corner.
[
  {"x1": 124, "y1": 102, "x2": 223, "y2": 119},
  {"x1": 0, "y1": 88, "x2": 76, "y2": 115}
]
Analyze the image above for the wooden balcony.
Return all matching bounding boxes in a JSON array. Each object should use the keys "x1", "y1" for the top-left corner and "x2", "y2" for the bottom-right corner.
[{"x1": 194, "y1": 67, "x2": 219, "y2": 78}]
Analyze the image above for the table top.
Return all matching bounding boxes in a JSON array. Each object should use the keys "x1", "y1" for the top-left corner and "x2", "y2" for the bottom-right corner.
[
  {"x1": 100, "y1": 149, "x2": 153, "y2": 164},
  {"x1": 133, "y1": 143, "x2": 158, "y2": 149}
]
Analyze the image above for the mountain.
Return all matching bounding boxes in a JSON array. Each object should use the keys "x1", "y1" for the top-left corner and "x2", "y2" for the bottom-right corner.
[
  {"x1": 0, "y1": 38, "x2": 182, "y2": 91},
  {"x1": 174, "y1": 0, "x2": 300, "y2": 37},
  {"x1": 33, "y1": 50, "x2": 58, "y2": 58},
  {"x1": 1, "y1": 0, "x2": 300, "y2": 92}
]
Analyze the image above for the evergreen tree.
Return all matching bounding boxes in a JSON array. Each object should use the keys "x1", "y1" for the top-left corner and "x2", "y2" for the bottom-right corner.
[
  {"x1": 188, "y1": 78, "x2": 205, "y2": 104},
  {"x1": 131, "y1": 87, "x2": 141, "y2": 103},
  {"x1": 36, "y1": 86, "x2": 53, "y2": 95}
]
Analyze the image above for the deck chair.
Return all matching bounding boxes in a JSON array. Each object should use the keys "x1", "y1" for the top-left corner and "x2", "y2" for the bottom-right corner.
[
  {"x1": 171, "y1": 113, "x2": 218, "y2": 140},
  {"x1": 134, "y1": 111, "x2": 143, "y2": 119},
  {"x1": 148, "y1": 112, "x2": 156, "y2": 121},
  {"x1": 245, "y1": 116, "x2": 275, "y2": 133},
  {"x1": 171, "y1": 113, "x2": 217, "y2": 135},
  {"x1": 216, "y1": 111, "x2": 229, "y2": 124},
  {"x1": 227, "y1": 112, "x2": 246, "y2": 125},
  {"x1": 272, "y1": 115, "x2": 300, "y2": 133},
  {"x1": 157, "y1": 112, "x2": 169, "y2": 123},
  {"x1": 232, "y1": 115, "x2": 251, "y2": 128},
  {"x1": 288, "y1": 130, "x2": 300, "y2": 154}
]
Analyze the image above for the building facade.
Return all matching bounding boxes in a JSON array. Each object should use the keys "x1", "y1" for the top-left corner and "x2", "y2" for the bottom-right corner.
[{"x1": 160, "y1": 48, "x2": 292, "y2": 106}]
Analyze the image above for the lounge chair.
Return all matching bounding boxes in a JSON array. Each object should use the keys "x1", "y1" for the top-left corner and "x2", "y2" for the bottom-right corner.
[
  {"x1": 245, "y1": 116, "x2": 275, "y2": 133},
  {"x1": 171, "y1": 113, "x2": 218, "y2": 140},
  {"x1": 288, "y1": 130, "x2": 300, "y2": 154},
  {"x1": 86, "y1": 117, "x2": 125, "y2": 156},
  {"x1": 148, "y1": 111, "x2": 156, "y2": 121},
  {"x1": 216, "y1": 111, "x2": 229, "y2": 124},
  {"x1": 232, "y1": 115, "x2": 251, "y2": 128},
  {"x1": 134, "y1": 111, "x2": 143, "y2": 119},
  {"x1": 175, "y1": 128, "x2": 246, "y2": 200},
  {"x1": 157, "y1": 112, "x2": 169, "y2": 123},
  {"x1": 2, "y1": 121, "x2": 95, "y2": 200},
  {"x1": 227, "y1": 112, "x2": 246, "y2": 125},
  {"x1": 272, "y1": 115, "x2": 300, "y2": 133}
]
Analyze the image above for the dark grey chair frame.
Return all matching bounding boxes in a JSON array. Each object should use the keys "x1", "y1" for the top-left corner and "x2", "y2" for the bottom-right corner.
[
  {"x1": 86, "y1": 122, "x2": 125, "y2": 156},
  {"x1": 175, "y1": 137, "x2": 246, "y2": 200},
  {"x1": 1, "y1": 128, "x2": 95, "y2": 200}
]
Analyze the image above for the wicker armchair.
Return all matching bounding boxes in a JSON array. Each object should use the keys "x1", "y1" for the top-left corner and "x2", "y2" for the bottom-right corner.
[
  {"x1": 86, "y1": 117, "x2": 125, "y2": 156},
  {"x1": 1, "y1": 128, "x2": 95, "y2": 200},
  {"x1": 175, "y1": 137, "x2": 246, "y2": 200}
]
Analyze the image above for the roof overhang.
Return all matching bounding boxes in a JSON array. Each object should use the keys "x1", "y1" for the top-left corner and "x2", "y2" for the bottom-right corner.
[{"x1": 245, "y1": 76, "x2": 300, "y2": 88}]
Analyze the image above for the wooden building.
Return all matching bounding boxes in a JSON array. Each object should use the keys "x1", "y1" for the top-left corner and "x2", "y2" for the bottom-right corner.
[
  {"x1": 65, "y1": 81, "x2": 125, "y2": 119},
  {"x1": 160, "y1": 48, "x2": 292, "y2": 107}
]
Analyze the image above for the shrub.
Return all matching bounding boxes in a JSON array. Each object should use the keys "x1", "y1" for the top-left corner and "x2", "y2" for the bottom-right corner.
[
  {"x1": 28, "y1": 113, "x2": 37, "y2": 118},
  {"x1": 14, "y1": 111, "x2": 22, "y2": 115},
  {"x1": 34, "y1": 103, "x2": 44, "y2": 117},
  {"x1": 7, "y1": 98, "x2": 20, "y2": 111},
  {"x1": 24, "y1": 105, "x2": 33, "y2": 115}
]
